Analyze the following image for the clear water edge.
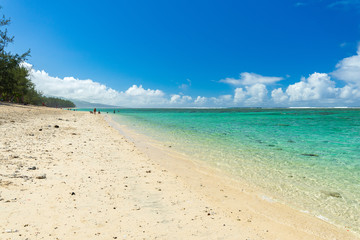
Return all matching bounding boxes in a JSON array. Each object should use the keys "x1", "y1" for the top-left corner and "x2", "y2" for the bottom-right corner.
[{"x1": 79, "y1": 108, "x2": 360, "y2": 234}]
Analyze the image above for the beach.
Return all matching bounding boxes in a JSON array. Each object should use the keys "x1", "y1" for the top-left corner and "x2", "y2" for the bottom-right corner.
[{"x1": 0, "y1": 104, "x2": 358, "y2": 240}]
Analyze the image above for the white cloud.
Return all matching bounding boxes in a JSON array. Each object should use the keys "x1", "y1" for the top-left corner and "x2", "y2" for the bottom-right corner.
[
  {"x1": 210, "y1": 95, "x2": 233, "y2": 105},
  {"x1": 271, "y1": 88, "x2": 288, "y2": 103},
  {"x1": 339, "y1": 85, "x2": 360, "y2": 99},
  {"x1": 233, "y1": 84, "x2": 268, "y2": 105},
  {"x1": 125, "y1": 85, "x2": 164, "y2": 97},
  {"x1": 22, "y1": 42, "x2": 360, "y2": 108},
  {"x1": 24, "y1": 63, "x2": 236, "y2": 107},
  {"x1": 220, "y1": 72, "x2": 283, "y2": 86},
  {"x1": 31, "y1": 70, "x2": 120, "y2": 103},
  {"x1": 267, "y1": 45, "x2": 360, "y2": 106},
  {"x1": 170, "y1": 94, "x2": 181, "y2": 103},
  {"x1": 234, "y1": 88, "x2": 246, "y2": 103},
  {"x1": 221, "y1": 78, "x2": 243, "y2": 86},
  {"x1": 24, "y1": 63, "x2": 168, "y2": 107},
  {"x1": 170, "y1": 94, "x2": 193, "y2": 104},
  {"x1": 270, "y1": 72, "x2": 360, "y2": 106},
  {"x1": 332, "y1": 43, "x2": 360, "y2": 85},
  {"x1": 286, "y1": 73, "x2": 337, "y2": 101},
  {"x1": 194, "y1": 96, "x2": 207, "y2": 105},
  {"x1": 226, "y1": 45, "x2": 360, "y2": 107},
  {"x1": 245, "y1": 83, "x2": 268, "y2": 104}
]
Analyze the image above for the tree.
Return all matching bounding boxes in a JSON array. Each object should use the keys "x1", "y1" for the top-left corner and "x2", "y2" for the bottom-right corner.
[
  {"x1": 0, "y1": 6, "x2": 75, "y2": 108},
  {"x1": 0, "y1": 6, "x2": 30, "y2": 102},
  {"x1": 0, "y1": 8, "x2": 13, "y2": 52}
]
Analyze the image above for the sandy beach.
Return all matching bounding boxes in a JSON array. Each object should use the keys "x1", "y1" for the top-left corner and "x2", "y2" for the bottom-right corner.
[{"x1": 0, "y1": 104, "x2": 358, "y2": 240}]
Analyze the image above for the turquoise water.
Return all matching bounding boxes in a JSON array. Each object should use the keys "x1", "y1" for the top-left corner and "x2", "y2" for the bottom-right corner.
[{"x1": 80, "y1": 108, "x2": 360, "y2": 232}]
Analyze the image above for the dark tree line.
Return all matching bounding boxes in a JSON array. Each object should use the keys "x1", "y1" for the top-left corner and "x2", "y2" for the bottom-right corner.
[{"x1": 0, "y1": 7, "x2": 75, "y2": 108}]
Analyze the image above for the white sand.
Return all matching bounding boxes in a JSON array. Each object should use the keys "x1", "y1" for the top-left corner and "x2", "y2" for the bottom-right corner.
[{"x1": 0, "y1": 104, "x2": 358, "y2": 240}]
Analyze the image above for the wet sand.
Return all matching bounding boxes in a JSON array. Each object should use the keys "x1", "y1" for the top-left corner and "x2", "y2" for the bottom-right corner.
[{"x1": 0, "y1": 104, "x2": 358, "y2": 240}]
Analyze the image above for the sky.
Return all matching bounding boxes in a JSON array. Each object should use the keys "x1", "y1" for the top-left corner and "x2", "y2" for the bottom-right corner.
[{"x1": 2, "y1": 0, "x2": 360, "y2": 107}]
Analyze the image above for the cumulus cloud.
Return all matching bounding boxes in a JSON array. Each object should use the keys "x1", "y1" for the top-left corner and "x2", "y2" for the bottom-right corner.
[
  {"x1": 245, "y1": 83, "x2": 268, "y2": 104},
  {"x1": 332, "y1": 43, "x2": 360, "y2": 85},
  {"x1": 170, "y1": 94, "x2": 193, "y2": 104},
  {"x1": 24, "y1": 63, "x2": 236, "y2": 107},
  {"x1": 192, "y1": 95, "x2": 238, "y2": 107},
  {"x1": 125, "y1": 85, "x2": 164, "y2": 97},
  {"x1": 194, "y1": 96, "x2": 207, "y2": 105},
  {"x1": 267, "y1": 45, "x2": 360, "y2": 107},
  {"x1": 338, "y1": 85, "x2": 360, "y2": 99},
  {"x1": 23, "y1": 62, "x2": 168, "y2": 107},
  {"x1": 281, "y1": 45, "x2": 360, "y2": 106},
  {"x1": 285, "y1": 73, "x2": 337, "y2": 101},
  {"x1": 219, "y1": 45, "x2": 360, "y2": 107},
  {"x1": 233, "y1": 84, "x2": 268, "y2": 105},
  {"x1": 269, "y1": 72, "x2": 360, "y2": 106},
  {"x1": 220, "y1": 72, "x2": 283, "y2": 86},
  {"x1": 234, "y1": 88, "x2": 246, "y2": 103},
  {"x1": 210, "y1": 95, "x2": 233, "y2": 105},
  {"x1": 228, "y1": 44, "x2": 360, "y2": 107},
  {"x1": 22, "y1": 42, "x2": 360, "y2": 108},
  {"x1": 271, "y1": 88, "x2": 288, "y2": 103}
]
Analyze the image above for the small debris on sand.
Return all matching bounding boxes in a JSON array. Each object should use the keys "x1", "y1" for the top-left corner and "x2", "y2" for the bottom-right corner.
[{"x1": 36, "y1": 174, "x2": 46, "y2": 179}]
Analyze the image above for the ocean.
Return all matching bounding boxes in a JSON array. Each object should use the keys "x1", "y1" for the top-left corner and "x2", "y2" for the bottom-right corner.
[{"x1": 80, "y1": 108, "x2": 360, "y2": 232}]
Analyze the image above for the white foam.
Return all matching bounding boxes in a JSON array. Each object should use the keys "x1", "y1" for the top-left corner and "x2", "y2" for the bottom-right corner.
[
  {"x1": 316, "y1": 215, "x2": 329, "y2": 222},
  {"x1": 261, "y1": 195, "x2": 275, "y2": 203}
]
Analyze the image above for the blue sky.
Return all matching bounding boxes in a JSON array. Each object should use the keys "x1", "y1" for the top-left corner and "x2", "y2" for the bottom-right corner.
[{"x1": 2, "y1": 0, "x2": 360, "y2": 107}]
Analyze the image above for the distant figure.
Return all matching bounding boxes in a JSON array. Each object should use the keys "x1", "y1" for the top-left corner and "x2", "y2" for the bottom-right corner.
[
  {"x1": 113, "y1": 110, "x2": 115, "y2": 114},
  {"x1": 94, "y1": 108, "x2": 97, "y2": 114},
  {"x1": 98, "y1": 111, "x2": 101, "y2": 114}
]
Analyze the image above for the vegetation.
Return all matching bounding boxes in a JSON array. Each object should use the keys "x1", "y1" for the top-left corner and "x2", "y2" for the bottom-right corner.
[
  {"x1": 39, "y1": 96, "x2": 75, "y2": 108},
  {"x1": 0, "y1": 7, "x2": 75, "y2": 108}
]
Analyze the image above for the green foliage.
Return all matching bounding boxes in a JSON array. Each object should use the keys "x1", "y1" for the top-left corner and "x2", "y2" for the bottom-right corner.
[
  {"x1": 0, "y1": 8, "x2": 14, "y2": 52},
  {"x1": 0, "y1": 52, "x2": 29, "y2": 101},
  {"x1": 41, "y1": 96, "x2": 76, "y2": 108},
  {"x1": 0, "y1": 6, "x2": 31, "y2": 102},
  {"x1": 0, "y1": 7, "x2": 75, "y2": 108},
  {"x1": 23, "y1": 86, "x2": 42, "y2": 105}
]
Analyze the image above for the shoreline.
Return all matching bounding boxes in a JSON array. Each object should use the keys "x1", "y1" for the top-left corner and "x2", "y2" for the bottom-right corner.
[
  {"x1": 105, "y1": 113, "x2": 360, "y2": 239},
  {"x1": 1, "y1": 104, "x2": 358, "y2": 239}
]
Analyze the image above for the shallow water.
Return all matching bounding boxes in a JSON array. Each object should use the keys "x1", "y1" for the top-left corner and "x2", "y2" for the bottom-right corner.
[{"x1": 80, "y1": 108, "x2": 360, "y2": 232}]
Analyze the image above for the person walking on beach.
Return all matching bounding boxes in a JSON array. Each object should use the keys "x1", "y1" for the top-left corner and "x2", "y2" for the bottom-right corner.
[{"x1": 94, "y1": 108, "x2": 97, "y2": 114}]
